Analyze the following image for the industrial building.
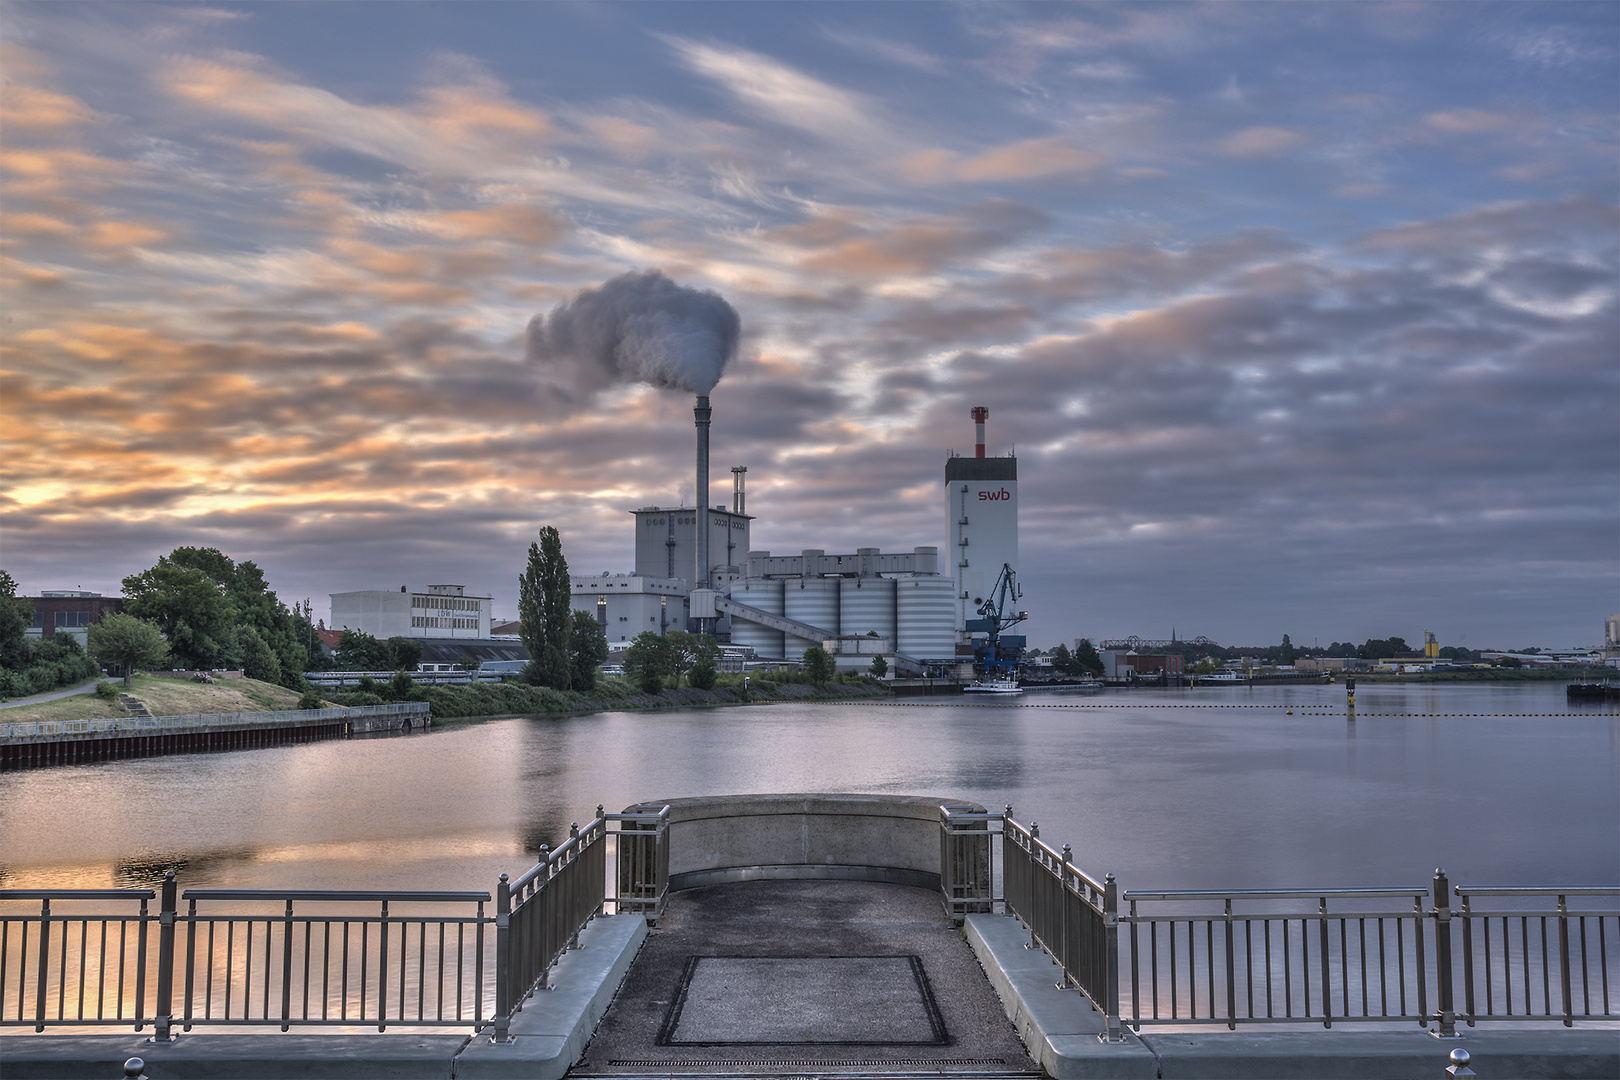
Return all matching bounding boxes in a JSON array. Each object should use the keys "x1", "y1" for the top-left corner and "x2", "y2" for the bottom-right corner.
[
  {"x1": 330, "y1": 584, "x2": 493, "y2": 640},
  {"x1": 574, "y1": 400, "x2": 1019, "y2": 676}
]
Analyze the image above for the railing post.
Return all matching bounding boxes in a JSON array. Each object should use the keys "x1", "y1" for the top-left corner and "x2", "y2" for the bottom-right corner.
[
  {"x1": 34, "y1": 897, "x2": 50, "y2": 1032},
  {"x1": 1103, "y1": 872, "x2": 1121, "y2": 1042},
  {"x1": 1224, "y1": 896, "x2": 1236, "y2": 1030},
  {"x1": 569, "y1": 823, "x2": 582, "y2": 949},
  {"x1": 1058, "y1": 846, "x2": 1072, "y2": 990},
  {"x1": 280, "y1": 896, "x2": 294, "y2": 1031},
  {"x1": 1432, "y1": 868, "x2": 1456, "y2": 1037},
  {"x1": 493, "y1": 874, "x2": 511, "y2": 1043},
  {"x1": 153, "y1": 871, "x2": 176, "y2": 1041},
  {"x1": 1556, "y1": 892, "x2": 1572, "y2": 1027}
]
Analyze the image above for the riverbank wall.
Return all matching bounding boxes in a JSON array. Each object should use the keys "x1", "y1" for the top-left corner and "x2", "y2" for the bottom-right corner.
[{"x1": 0, "y1": 701, "x2": 429, "y2": 769}]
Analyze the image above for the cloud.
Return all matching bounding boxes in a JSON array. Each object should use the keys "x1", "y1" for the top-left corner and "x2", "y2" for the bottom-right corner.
[
  {"x1": 1216, "y1": 126, "x2": 1307, "y2": 157},
  {"x1": 664, "y1": 37, "x2": 887, "y2": 145},
  {"x1": 901, "y1": 137, "x2": 1107, "y2": 184}
]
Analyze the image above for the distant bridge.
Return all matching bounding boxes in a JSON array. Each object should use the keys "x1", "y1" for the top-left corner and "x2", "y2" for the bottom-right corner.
[{"x1": 1097, "y1": 635, "x2": 1214, "y2": 650}]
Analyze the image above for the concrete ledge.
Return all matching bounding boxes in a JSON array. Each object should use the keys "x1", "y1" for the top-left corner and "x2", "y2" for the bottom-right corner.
[
  {"x1": 965, "y1": 913, "x2": 1156, "y2": 1079},
  {"x1": 669, "y1": 862, "x2": 942, "y2": 892},
  {"x1": 0, "y1": 1033, "x2": 466, "y2": 1079},
  {"x1": 966, "y1": 913, "x2": 1620, "y2": 1080},
  {"x1": 453, "y1": 911, "x2": 647, "y2": 1080}
]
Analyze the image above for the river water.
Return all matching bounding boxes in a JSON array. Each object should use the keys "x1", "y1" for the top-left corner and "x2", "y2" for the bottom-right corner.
[{"x1": 2, "y1": 683, "x2": 1615, "y2": 896}]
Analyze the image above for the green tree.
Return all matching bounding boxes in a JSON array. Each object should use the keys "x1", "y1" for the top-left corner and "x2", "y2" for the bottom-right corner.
[
  {"x1": 1072, "y1": 639, "x2": 1104, "y2": 677},
  {"x1": 334, "y1": 628, "x2": 390, "y2": 670},
  {"x1": 238, "y1": 626, "x2": 281, "y2": 683},
  {"x1": 624, "y1": 631, "x2": 669, "y2": 693},
  {"x1": 870, "y1": 654, "x2": 888, "y2": 678},
  {"x1": 0, "y1": 570, "x2": 33, "y2": 671},
  {"x1": 803, "y1": 645, "x2": 836, "y2": 685},
  {"x1": 1193, "y1": 657, "x2": 1216, "y2": 675},
  {"x1": 518, "y1": 526, "x2": 572, "y2": 690},
  {"x1": 87, "y1": 612, "x2": 171, "y2": 688},
  {"x1": 384, "y1": 636, "x2": 423, "y2": 671},
  {"x1": 569, "y1": 610, "x2": 609, "y2": 691},
  {"x1": 1049, "y1": 642, "x2": 1075, "y2": 675},
  {"x1": 122, "y1": 561, "x2": 232, "y2": 669},
  {"x1": 1278, "y1": 634, "x2": 1296, "y2": 666}
]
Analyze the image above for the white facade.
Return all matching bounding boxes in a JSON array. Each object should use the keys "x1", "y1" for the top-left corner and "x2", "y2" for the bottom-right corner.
[
  {"x1": 331, "y1": 584, "x2": 491, "y2": 640},
  {"x1": 946, "y1": 456, "x2": 1018, "y2": 636},
  {"x1": 570, "y1": 574, "x2": 689, "y2": 646}
]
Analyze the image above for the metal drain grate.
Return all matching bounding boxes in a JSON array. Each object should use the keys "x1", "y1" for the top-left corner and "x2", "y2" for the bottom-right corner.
[{"x1": 607, "y1": 1059, "x2": 1008, "y2": 1067}]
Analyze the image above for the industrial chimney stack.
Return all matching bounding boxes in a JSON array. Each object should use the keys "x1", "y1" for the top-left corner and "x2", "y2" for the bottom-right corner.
[
  {"x1": 694, "y1": 396, "x2": 711, "y2": 589},
  {"x1": 972, "y1": 406, "x2": 988, "y2": 458}
]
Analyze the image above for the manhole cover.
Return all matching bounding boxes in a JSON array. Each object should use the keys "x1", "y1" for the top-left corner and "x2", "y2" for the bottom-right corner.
[{"x1": 657, "y1": 956, "x2": 948, "y2": 1046}]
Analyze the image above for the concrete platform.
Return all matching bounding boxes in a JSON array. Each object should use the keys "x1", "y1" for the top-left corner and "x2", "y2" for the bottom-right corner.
[
  {"x1": 572, "y1": 879, "x2": 1038, "y2": 1075},
  {"x1": 964, "y1": 912, "x2": 1620, "y2": 1080}
]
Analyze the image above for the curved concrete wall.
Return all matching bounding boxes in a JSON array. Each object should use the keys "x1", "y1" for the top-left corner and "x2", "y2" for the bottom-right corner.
[{"x1": 638, "y1": 793, "x2": 984, "y2": 891}]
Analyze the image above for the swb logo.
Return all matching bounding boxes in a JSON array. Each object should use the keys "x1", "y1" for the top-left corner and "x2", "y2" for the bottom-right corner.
[{"x1": 978, "y1": 488, "x2": 1011, "y2": 501}]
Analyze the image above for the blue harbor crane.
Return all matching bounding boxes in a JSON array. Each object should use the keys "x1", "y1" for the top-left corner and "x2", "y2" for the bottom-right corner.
[{"x1": 965, "y1": 563, "x2": 1028, "y2": 685}]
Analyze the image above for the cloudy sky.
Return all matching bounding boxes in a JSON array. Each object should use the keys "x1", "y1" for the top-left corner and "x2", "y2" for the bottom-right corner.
[{"x1": 3, "y1": 1, "x2": 1615, "y2": 650}]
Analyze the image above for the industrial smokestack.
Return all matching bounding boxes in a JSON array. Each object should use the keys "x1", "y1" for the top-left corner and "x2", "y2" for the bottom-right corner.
[
  {"x1": 695, "y1": 395, "x2": 711, "y2": 590},
  {"x1": 732, "y1": 465, "x2": 747, "y2": 515},
  {"x1": 972, "y1": 405, "x2": 988, "y2": 458}
]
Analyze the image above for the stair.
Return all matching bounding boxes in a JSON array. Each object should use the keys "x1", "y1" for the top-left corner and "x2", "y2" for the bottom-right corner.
[{"x1": 118, "y1": 694, "x2": 150, "y2": 717}]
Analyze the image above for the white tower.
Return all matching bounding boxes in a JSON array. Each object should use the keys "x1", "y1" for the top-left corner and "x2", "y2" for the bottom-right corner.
[{"x1": 947, "y1": 405, "x2": 1017, "y2": 639}]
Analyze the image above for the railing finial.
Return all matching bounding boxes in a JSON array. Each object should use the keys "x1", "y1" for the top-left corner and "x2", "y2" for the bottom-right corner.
[{"x1": 1446, "y1": 1047, "x2": 1475, "y2": 1077}]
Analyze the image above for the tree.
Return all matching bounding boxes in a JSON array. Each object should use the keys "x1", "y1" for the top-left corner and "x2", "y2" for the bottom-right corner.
[
  {"x1": 1193, "y1": 657, "x2": 1216, "y2": 675},
  {"x1": 1072, "y1": 639, "x2": 1104, "y2": 677},
  {"x1": 1278, "y1": 634, "x2": 1296, "y2": 666},
  {"x1": 384, "y1": 636, "x2": 423, "y2": 671},
  {"x1": 519, "y1": 526, "x2": 571, "y2": 690},
  {"x1": 1049, "y1": 642, "x2": 1075, "y2": 675},
  {"x1": 122, "y1": 561, "x2": 232, "y2": 669},
  {"x1": 0, "y1": 570, "x2": 32, "y2": 671},
  {"x1": 569, "y1": 610, "x2": 609, "y2": 691},
  {"x1": 870, "y1": 655, "x2": 888, "y2": 678},
  {"x1": 803, "y1": 645, "x2": 836, "y2": 685},
  {"x1": 334, "y1": 628, "x2": 390, "y2": 670},
  {"x1": 88, "y1": 613, "x2": 171, "y2": 688},
  {"x1": 239, "y1": 626, "x2": 281, "y2": 683},
  {"x1": 625, "y1": 631, "x2": 669, "y2": 693}
]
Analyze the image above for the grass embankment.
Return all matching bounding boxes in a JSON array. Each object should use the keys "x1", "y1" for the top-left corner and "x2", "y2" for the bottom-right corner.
[
  {"x1": 1342, "y1": 669, "x2": 1595, "y2": 684},
  {"x1": 0, "y1": 675, "x2": 304, "y2": 725},
  {"x1": 333, "y1": 674, "x2": 889, "y2": 720}
]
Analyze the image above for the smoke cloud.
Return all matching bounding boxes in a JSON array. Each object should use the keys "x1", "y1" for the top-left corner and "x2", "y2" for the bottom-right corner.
[{"x1": 526, "y1": 269, "x2": 741, "y2": 398}]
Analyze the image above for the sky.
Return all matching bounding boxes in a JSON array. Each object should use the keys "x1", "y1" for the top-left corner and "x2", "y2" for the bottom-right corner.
[{"x1": 2, "y1": 1, "x2": 1616, "y2": 651}]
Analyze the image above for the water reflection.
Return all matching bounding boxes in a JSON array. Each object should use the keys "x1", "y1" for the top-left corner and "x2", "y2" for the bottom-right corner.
[{"x1": 1, "y1": 685, "x2": 1613, "y2": 895}]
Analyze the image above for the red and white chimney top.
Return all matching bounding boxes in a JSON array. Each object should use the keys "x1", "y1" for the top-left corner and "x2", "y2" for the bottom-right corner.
[{"x1": 972, "y1": 406, "x2": 988, "y2": 458}]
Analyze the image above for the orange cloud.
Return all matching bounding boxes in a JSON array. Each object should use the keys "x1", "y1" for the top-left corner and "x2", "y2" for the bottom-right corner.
[
  {"x1": 899, "y1": 137, "x2": 1105, "y2": 184},
  {"x1": 0, "y1": 84, "x2": 97, "y2": 130},
  {"x1": 1217, "y1": 126, "x2": 1306, "y2": 157}
]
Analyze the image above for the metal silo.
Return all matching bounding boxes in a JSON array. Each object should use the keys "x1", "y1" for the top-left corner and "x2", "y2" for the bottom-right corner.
[
  {"x1": 839, "y1": 576, "x2": 897, "y2": 641},
  {"x1": 783, "y1": 577, "x2": 839, "y2": 657},
  {"x1": 728, "y1": 578, "x2": 785, "y2": 657},
  {"x1": 896, "y1": 575, "x2": 957, "y2": 660}
]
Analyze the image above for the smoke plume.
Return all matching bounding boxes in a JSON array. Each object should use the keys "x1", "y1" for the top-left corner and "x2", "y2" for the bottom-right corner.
[{"x1": 526, "y1": 269, "x2": 740, "y2": 399}]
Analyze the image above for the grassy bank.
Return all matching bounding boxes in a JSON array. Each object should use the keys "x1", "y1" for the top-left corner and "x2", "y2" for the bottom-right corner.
[
  {"x1": 330, "y1": 673, "x2": 890, "y2": 719},
  {"x1": 1340, "y1": 669, "x2": 1599, "y2": 684},
  {"x1": 0, "y1": 675, "x2": 305, "y2": 724}
]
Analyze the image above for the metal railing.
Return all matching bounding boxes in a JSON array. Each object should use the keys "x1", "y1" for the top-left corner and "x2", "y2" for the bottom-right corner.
[
  {"x1": 494, "y1": 814, "x2": 609, "y2": 1041},
  {"x1": 1001, "y1": 815, "x2": 1122, "y2": 1040},
  {"x1": 608, "y1": 803, "x2": 671, "y2": 922},
  {"x1": 939, "y1": 803, "x2": 999, "y2": 920},
  {"x1": 3, "y1": 800, "x2": 673, "y2": 1039},
  {"x1": 1123, "y1": 884, "x2": 1433, "y2": 1030},
  {"x1": 1456, "y1": 885, "x2": 1617, "y2": 1026},
  {"x1": 2, "y1": 702, "x2": 429, "y2": 740}
]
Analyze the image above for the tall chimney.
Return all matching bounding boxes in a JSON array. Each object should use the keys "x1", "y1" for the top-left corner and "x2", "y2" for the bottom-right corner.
[
  {"x1": 972, "y1": 405, "x2": 988, "y2": 458},
  {"x1": 694, "y1": 395, "x2": 711, "y2": 591},
  {"x1": 732, "y1": 465, "x2": 747, "y2": 514}
]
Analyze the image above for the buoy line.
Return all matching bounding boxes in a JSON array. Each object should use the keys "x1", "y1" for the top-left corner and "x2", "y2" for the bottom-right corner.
[{"x1": 839, "y1": 700, "x2": 1592, "y2": 717}]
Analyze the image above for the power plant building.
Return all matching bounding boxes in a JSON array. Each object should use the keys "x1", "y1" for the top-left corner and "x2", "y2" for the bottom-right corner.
[{"x1": 579, "y1": 403, "x2": 1018, "y2": 673}]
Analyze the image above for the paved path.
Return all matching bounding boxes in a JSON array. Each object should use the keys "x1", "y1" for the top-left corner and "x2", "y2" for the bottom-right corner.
[
  {"x1": 574, "y1": 879, "x2": 1037, "y2": 1076},
  {"x1": 0, "y1": 680, "x2": 101, "y2": 709}
]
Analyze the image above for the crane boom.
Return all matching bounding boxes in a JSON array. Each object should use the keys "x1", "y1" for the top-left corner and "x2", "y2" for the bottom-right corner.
[{"x1": 963, "y1": 563, "x2": 1028, "y2": 681}]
